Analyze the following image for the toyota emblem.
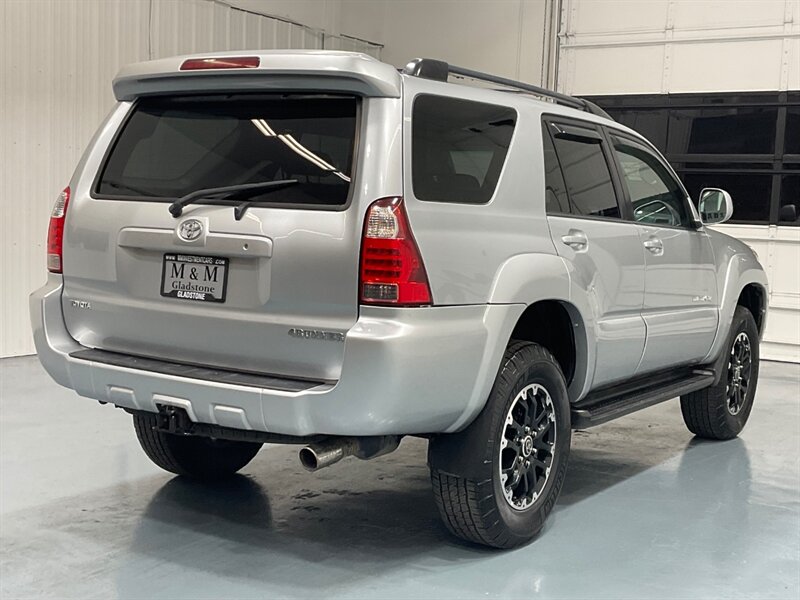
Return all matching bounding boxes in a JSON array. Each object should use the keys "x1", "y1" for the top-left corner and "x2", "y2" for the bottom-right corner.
[{"x1": 177, "y1": 219, "x2": 203, "y2": 242}]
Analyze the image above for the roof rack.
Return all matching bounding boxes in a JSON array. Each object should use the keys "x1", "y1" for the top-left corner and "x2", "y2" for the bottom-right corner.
[{"x1": 401, "y1": 58, "x2": 612, "y2": 120}]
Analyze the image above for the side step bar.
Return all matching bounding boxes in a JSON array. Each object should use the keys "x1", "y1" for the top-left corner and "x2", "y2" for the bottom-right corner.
[{"x1": 571, "y1": 369, "x2": 716, "y2": 429}]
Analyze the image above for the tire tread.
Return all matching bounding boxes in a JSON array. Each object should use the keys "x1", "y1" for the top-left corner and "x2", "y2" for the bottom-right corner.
[{"x1": 430, "y1": 341, "x2": 567, "y2": 549}]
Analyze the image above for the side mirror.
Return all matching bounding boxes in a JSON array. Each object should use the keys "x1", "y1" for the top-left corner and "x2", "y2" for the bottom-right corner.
[{"x1": 698, "y1": 188, "x2": 733, "y2": 225}]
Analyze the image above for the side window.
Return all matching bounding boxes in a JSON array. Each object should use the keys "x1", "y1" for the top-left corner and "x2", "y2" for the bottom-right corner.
[
  {"x1": 542, "y1": 123, "x2": 570, "y2": 214},
  {"x1": 549, "y1": 123, "x2": 620, "y2": 219},
  {"x1": 611, "y1": 135, "x2": 690, "y2": 227},
  {"x1": 412, "y1": 95, "x2": 516, "y2": 204}
]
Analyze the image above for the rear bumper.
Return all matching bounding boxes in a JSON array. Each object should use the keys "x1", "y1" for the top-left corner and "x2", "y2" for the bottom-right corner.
[{"x1": 30, "y1": 275, "x2": 522, "y2": 436}]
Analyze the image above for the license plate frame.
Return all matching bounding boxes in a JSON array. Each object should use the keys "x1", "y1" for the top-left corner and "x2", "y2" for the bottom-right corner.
[{"x1": 160, "y1": 253, "x2": 229, "y2": 303}]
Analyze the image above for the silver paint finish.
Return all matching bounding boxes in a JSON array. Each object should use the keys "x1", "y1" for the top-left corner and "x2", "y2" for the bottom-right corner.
[
  {"x1": 635, "y1": 225, "x2": 718, "y2": 373},
  {"x1": 32, "y1": 277, "x2": 522, "y2": 436},
  {"x1": 703, "y1": 228, "x2": 769, "y2": 362},
  {"x1": 112, "y1": 50, "x2": 403, "y2": 100},
  {"x1": 547, "y1": 216, "x2": 647, "y2": 388},
  {"x1": 2, "y1": 356, "x2": 798, "y2": 599}
]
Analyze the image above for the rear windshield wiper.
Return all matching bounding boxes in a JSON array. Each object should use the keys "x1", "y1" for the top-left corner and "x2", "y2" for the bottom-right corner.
[{"x1": 169, "y1": 180, "x2": 299, "y2": 219}]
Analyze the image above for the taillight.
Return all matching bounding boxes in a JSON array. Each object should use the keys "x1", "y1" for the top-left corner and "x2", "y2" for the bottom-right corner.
[
  {"x1": 47, "y1": 187, "x2": 70, "y2": 273},
  {"x1": 360, "y1": 197, "x2": 432, "y2": 306},
  {"x1": 180, "y1": 57, "x2": 260, "y2": 70}
]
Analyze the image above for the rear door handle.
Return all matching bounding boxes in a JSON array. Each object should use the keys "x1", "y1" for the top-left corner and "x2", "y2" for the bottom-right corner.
[
  {"x1": 561, "y1": 230, "x2": 588, "y2": 250},
  {"x1": 643, "y1": 237, "x2": 664, "y2": 254}
]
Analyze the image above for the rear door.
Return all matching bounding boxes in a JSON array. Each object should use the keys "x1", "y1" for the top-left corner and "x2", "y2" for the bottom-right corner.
[
  {"x1": 605, "y1": 131, "x2": 718, "y2": 373},
  {"x1": 542, "y1": 118, "x2": 647, "y2": 389},
  {"x1": 61, "y1": 94, "x2": 376, "y2": 381}
]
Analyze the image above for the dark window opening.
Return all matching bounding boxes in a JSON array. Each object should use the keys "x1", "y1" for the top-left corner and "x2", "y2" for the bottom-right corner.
[
  {"x1": 412, "y1": 95, "x2": 516, "y2": 204},
  {"x1": 682, "y1": 173, "x2": 772, "y2": 223},
  {"x1": 587, "y1": 92, "x2": 798, "y2": 225},
  {"x1": 549, "y1": 125, "x2": 619, "y2": 219},
  {"x1": 668, "y1": 107, "x2": 777, "y2": 155},
  {"x1": 96, "y1": 94, "x2": 358, "y2": 207},
  {"x1": 542, "y1": 123, "x2": 570, "y2": 214},
  {"x1": 611, "y1": 136, "x2": 690, "y2": 228},
  {"x1": 779, "y1": 175, "x2": 800, "y2": 223},
  {"x1": 785, "y1": 106, "x2": 800, "y2": 155}
]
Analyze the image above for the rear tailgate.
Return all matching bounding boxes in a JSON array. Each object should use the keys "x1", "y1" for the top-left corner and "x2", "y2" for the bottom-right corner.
[{"x1": 60, "y1": 53, "x2": 402, "y2": 382}]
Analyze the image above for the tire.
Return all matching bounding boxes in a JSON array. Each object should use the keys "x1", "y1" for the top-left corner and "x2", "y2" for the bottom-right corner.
[
  {"x1": 429, "y1": 341, "x2": 571, "y2": 549},
  {"x1": 133, "y1": 412, "x2": 262, "y2": 479},
  {"x1": 680, "y1": 305, "x2": 760, "y2": 440}
]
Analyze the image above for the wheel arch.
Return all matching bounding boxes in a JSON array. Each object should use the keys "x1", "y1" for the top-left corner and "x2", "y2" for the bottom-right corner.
[
  {"x1": 507, "y1": 299, "x2": 589, "y2": 402},
  {"x1": 737, "y1": 282, "x2": 767, "y2": 337},
  {"x1": 703, "y1": 247, "x2": 769, "y2": 364}
]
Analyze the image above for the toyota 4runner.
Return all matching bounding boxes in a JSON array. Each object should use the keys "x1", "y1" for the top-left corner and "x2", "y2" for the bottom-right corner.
[{"x1": 30, "y1": 51, "x2": 768, "y2": 548}]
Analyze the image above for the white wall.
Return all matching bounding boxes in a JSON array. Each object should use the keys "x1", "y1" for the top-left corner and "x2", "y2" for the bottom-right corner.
[
  {"x1": 339, "y1": 0, "x2": 556, "y2": 84},
  {"x1": 0, "y1": 0, "x2": 380, "y2": 358},
  {"x1": 558, "y1": 0, "x2": 800, "y2": 95}
]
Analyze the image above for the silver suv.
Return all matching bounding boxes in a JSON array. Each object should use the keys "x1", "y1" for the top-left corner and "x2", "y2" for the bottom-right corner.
[{"x1": 31, "y1": 51, "x2": 769, "y2": 548}]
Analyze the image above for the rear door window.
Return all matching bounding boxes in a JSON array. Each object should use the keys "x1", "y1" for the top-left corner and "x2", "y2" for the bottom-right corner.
[
  {"x1": 96, "y1": 95, "x2": 358, "y2": 207},
  {"x1": 547, "y1": 122, "x2": 620, "y2": 219},
  {"x1": 542, "y1": 123, "x2": 571, "y2": 214},
  {"x1": 412, "y1": 95, "x2": 516, "y2": 204}
]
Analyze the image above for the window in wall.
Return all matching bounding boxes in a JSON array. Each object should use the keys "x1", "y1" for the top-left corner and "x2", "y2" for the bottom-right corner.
[
  {"x1": 784, "y1": 106, "x2": 800, "y2": 155},
  {"x1": 611, "y1": 136, "x2": 690, "y2": 227},
  {"x1": 591, "y1": 92, "x2": 797, "y2": 226},
  {"x1": 681, "y1": 172, "x2": 773, "y2": 223},
  {"x1": 550, "y1": 127, "x2": 619, "y2": 218},
  {"x1": 412, "y1": 95, "x2": 516, "y2": 204},
  {"x1": 779, "y1": 175, "x2": 799, "y2": 224},
  {"x1": 611, "y1": 109, "x2": 669, "y2": 149},
  {"x1": 667, "y1": 107, "x2": 778, "y2": 155}
]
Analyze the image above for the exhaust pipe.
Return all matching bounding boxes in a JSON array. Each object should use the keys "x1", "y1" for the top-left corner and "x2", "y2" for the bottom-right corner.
[
  {"x1": 299, "y1": 435, "x2": 400, "y2": 472},
  {"x1": 299, "y1": 438, "x2": 360, "y2": 471}
]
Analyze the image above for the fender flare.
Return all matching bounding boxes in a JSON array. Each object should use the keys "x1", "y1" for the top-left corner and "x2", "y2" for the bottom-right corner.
[
  {"x1": 445, "y1": 253, "x2": 594, "y2": 435},
  {"x1": 703, "y1": 253, "x2": 769, "y2": 367}
]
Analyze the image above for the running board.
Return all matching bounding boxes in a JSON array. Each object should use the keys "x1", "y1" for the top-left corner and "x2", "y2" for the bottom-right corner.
[{"x1": 571, "y1": 369, "x2": 715, "y2": 429}]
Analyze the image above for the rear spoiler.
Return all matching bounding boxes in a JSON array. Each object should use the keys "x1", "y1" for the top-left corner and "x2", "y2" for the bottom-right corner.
[{"x1": 112, "y1": 50, "x2": 401, "y2": 101}]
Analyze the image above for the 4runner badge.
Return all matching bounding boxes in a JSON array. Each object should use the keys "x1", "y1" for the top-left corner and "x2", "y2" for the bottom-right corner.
[{"x1": 288, "y1": 328, "x2": 345, "y2": 342}]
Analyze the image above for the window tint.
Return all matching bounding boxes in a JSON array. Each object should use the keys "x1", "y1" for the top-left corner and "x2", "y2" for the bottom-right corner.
[
  {"x1": 586, "y1": 93, "x2": 797, "y2": 225},
  {"x1": 785, "y1": 106, "x2": 800, "y2": 155},
  {"x1": 779, "y1": 175, "x2": 799, "y2": 224},
  {"x1": 97, "y1": 95, "x2": 357, "y2": 207},
  {"x1": 610, "y1": 108, "x2": 668, "y2": 149},
  {"x1": 550, "y1": 125, "x2": 619, "y2": 218},
  {"x1": 612, "y1": 136, "x2": 690, "y2": 227},
  {"x1": 412, "y1": 95, "x2": 516, "y2": 204},
  {"x1": 541, "y1": 124, "x2": 570, "y2": 214},
  {"x1": 682, "y1": 173, "x2": 773, "y2": 223}
]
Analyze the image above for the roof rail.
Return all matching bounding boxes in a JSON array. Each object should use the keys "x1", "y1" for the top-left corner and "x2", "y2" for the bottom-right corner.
[{"x1": 401, "y1": 58, "x2": 612, "y2": 120}]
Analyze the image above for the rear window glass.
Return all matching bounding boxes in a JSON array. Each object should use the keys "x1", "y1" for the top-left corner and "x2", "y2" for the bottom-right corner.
[
  {"x1": 412, "y1": 95, "x2": 516, "y2": 204},
  {"x1": 96, "y1": 95, "x2": 357, "y2": 207}
]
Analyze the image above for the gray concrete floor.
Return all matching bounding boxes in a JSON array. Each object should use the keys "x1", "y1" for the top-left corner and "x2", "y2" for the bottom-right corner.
[{"x1": 0, "y1": 356, "x2": 798, "y2": 600}]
